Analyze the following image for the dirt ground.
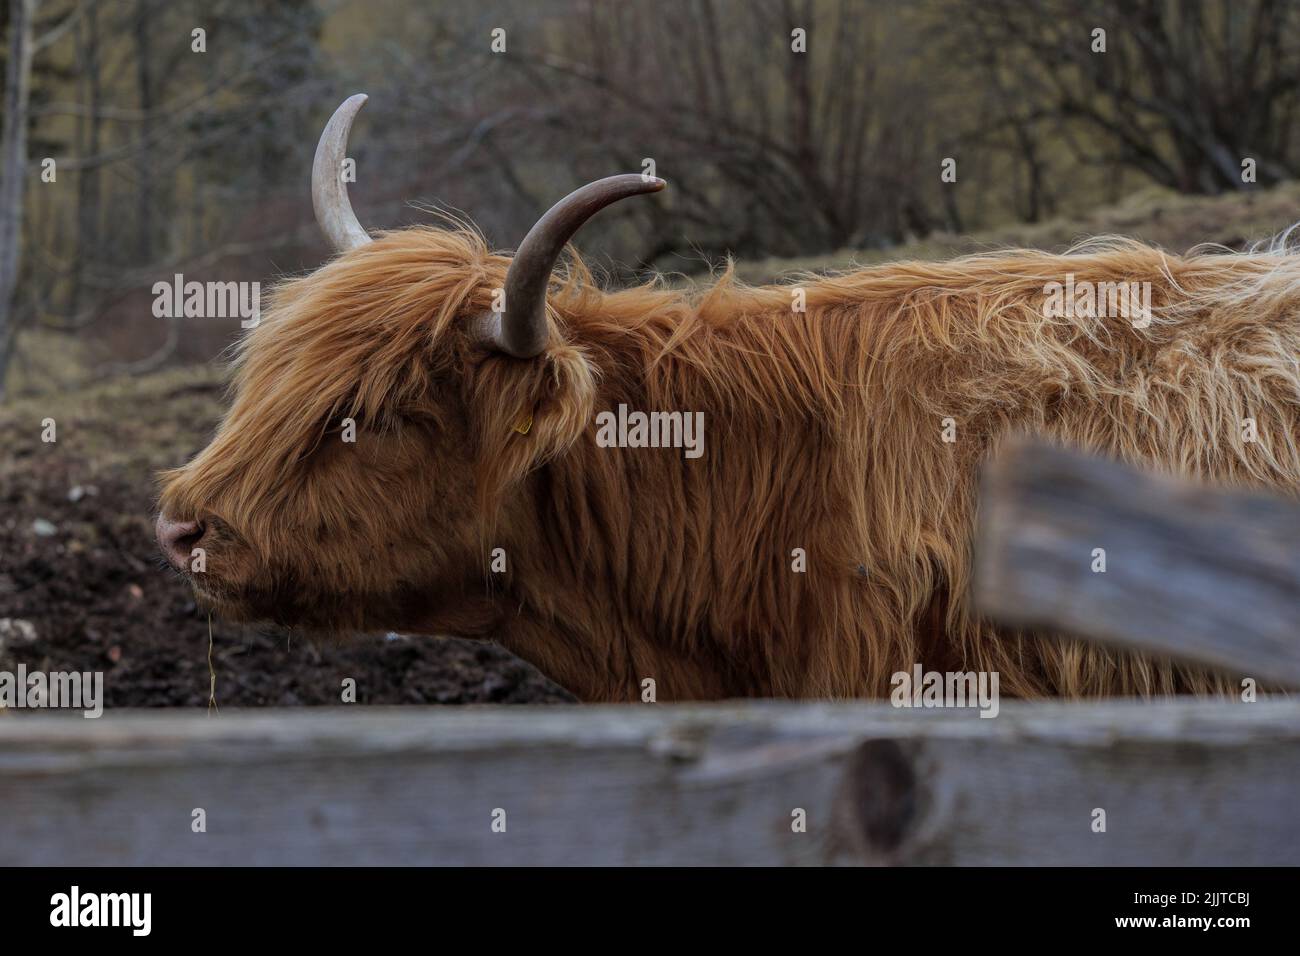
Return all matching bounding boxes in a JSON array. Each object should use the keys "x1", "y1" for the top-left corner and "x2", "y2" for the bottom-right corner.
[{"x1": 0, "y1": 369, "x2": 573, "y2": 708}]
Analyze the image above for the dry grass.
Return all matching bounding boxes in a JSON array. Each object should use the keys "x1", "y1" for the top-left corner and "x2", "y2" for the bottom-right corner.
[
  {"x1": 733, "y1": 182, "x2": 1300, "y2": 284},
  {"x1": 0, "y1": 364, "x2": 227, "y2": 476}
]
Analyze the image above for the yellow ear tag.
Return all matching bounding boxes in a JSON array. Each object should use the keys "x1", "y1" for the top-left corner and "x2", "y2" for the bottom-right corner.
[{"x1": 513, "y1": 413, "x2": 533, "y2": 435}]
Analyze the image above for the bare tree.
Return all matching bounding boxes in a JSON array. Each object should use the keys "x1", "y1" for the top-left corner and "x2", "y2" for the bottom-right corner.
[
  {"x1": 0, "y1": 0, "x2": 36, "y2": 398},
  {"x1": 946, "y1": 0, "x2": 1300, "y2": 196},
  {"x1": 0, "y1": 0, "x2": 330, "y2": 395},
  {"x1": 519, "y1": 0, "x2": 941, "y2": 260},
  {"x1": 375, "y1": 0, "x2": 948, "y2": 268}
]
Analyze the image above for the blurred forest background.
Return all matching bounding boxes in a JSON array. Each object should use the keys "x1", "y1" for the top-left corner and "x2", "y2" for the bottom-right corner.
[
  {"x1": 4, "y1": 0, "x2": 1300, "y2": 706},
  {"x1": 4, "y1": 0, "x2": 1300, "y2": 397}
]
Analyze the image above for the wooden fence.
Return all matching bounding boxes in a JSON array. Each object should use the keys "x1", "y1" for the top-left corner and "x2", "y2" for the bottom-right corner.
[
  {"x1": 2, "y1": 699, "x2": 1298, "y2": 865},
  {"x1": 0, "y1": 439, "x2": 1295, "y2": 865}
]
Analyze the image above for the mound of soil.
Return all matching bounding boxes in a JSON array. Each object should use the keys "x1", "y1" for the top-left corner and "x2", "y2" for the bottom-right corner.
[{"x1": 0, "y1": 370, "x2": 573, "y2": 708}]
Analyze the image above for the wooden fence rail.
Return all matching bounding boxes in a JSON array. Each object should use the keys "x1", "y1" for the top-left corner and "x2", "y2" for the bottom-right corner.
[
  {"x1": 1, "y1": 700, "x2": 1298, "y2": 865},
  {"x1": 975, "y1": 438, "x2": 1300, "y2": 688}
]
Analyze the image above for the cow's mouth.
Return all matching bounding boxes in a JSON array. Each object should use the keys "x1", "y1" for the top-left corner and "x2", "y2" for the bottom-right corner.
[
  {"x1": 188, "y1": 574, "x2": 276, "y2": 621},
  {"x1": 186, "y1": 569, "x2": 426, "y2": 634}
]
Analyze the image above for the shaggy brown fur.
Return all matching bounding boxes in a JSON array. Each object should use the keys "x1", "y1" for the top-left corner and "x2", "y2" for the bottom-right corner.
[{"x1": 158, "y1": 228, "x2": 1300, "y2": 701}]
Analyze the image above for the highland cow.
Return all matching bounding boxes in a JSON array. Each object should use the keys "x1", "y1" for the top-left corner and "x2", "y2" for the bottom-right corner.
[{"x1": 157, "y1": 95, "x2": 1300, "y2": 702}]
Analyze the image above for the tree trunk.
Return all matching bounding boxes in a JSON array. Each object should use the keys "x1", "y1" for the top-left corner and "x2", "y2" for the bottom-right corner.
[
  {"x1": 0, "y1": 0, "x2": 37, "y2": 400},
  {"x1": 71, "y1": 0, "x2": 101, "y2": 318},
  {"x1": 133, "y1": 0, "x2": 154, "y2": 261}
]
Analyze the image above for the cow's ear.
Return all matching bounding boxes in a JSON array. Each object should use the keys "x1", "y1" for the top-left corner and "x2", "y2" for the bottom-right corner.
[{"x1": 469, "y1": 343, "x2": 596, "y2": 505}]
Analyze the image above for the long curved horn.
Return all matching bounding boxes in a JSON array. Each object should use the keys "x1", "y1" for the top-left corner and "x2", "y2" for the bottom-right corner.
[
  {"x1": 312, "y1": 94, "x2": 372, "y2": 253},
  {"x1": 475, "y1": 174, "x2": 667, "y2": 358}
]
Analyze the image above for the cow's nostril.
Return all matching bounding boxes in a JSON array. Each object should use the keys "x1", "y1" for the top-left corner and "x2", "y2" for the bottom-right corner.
[
  {"x1": 176, "y1": 522, "x2": 205, "y2": 550},
  {"x1": 156, "y1": 515, "x2": 206, "y2": 570}
]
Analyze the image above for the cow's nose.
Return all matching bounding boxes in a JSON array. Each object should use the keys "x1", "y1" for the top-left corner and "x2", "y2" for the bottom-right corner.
[{"x1": 156, "y1": 515, "x2": 205, "y2": 570}]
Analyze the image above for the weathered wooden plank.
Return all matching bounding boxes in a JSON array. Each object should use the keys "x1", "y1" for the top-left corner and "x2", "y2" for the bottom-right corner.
[
  {"x1": 974, "y1": 437, "x2": 1300, "y2": 687},
  {"x1": 1, "y1": 700, "x2": 1297, "y2": 865}
]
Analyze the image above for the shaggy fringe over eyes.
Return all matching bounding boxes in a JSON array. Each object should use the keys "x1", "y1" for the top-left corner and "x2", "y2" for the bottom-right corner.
[
  {"x1": 158, "y1": 228, "x2": 503, "y2": 546},
  {"x1": 162, "y1": 225, "x2": 1300, "y2": 700}
]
